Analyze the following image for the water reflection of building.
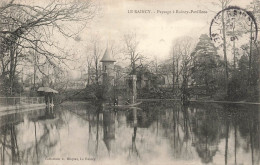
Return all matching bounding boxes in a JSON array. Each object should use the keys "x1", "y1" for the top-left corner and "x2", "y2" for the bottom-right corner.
[
  {"x1": 0, "y1": 109, "x2": 45, "y2": 128},
  {"x1": 87, "y1": 109, "x2": 103, "y2": 158},
  {"x1": 103, "y1": 110, "x2": 115, "y2": 155},
  {"x1": 0, "y1": 109, "x2": 59, "y2": 165},
  {"x1": 116, "y1": 111, "x2": 127, "y2": 126},
  {"x1": 126, "y1": 107, "x2": 155, "y2": 128}
]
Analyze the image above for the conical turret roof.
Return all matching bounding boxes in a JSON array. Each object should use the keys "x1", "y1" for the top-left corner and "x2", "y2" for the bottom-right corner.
[{"x1": 100, "y1": 48, "x2": 116, "y2": 62}]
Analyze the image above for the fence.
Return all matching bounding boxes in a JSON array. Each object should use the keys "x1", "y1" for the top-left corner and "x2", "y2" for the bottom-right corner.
[{"x1": 0, "y1": 97, "x2": 45, "y2": 107}]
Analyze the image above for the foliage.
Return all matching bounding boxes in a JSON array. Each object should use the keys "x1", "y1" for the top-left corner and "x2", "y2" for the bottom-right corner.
[
  {"x1": 228, "y1": 42, "x2": 260, "y2": 100},
  {"x1": 191, "y1": 34, "x2": 222, "y2": 96},
  {"x1": 0, "y1": 74, "x2": 23, "y2": 96}
]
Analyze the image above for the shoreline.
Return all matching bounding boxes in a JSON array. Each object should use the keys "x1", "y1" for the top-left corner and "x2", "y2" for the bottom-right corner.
[{"x1": 137, "y1": 98, "x2": 260, "y2": 105}]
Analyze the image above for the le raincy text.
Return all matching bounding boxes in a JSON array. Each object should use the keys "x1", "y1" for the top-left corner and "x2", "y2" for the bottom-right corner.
[{"x1": 128, "y1": 9, "x2": 207, "y2": 14}]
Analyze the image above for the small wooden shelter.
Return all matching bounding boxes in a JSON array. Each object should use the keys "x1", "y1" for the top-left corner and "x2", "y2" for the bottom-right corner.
[{"x1": 38, "y1": 87, "x2": 58, "y2": 107}]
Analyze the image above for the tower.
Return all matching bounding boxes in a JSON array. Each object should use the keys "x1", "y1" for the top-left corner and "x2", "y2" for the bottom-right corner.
[
  {"x1": 101, "y1": 48, "x2": 116, "y2": 79},
  {"x1": 100, "y1": 48, "x2": 116, "y2": 100}
]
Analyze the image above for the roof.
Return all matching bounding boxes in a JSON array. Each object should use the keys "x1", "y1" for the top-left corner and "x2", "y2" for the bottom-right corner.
[
  {"x1": 100, "y1": 48, "x2": 116, "y2": 62},
  {"x1": 38, "y1": 87, "x2": 58, "y2": 93}
]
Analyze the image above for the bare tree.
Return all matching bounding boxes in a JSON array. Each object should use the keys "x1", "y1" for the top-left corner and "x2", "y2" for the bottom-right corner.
[
  {"x1": 171, "y1": 47, "x2": 175, "y2": 91},
  {"x1": 86, "y1": 53, "x2": 93, "y2": 85},
  {"x1": 172, "y1": 36, "x2": 195, "y2": 103},
  {"x1": 211, "y1": 0, "x2": 232, "y2": 93},
  {"x1": 123, "y1": 32, "x2": 145, "y2": 74},
  {"x1": 171, "y1": 39, "x2": 185, "y2": 94},
  {"x1": 0, "y1": 0, "x2": 98, "y2": 95},
  {"x1": 108, "y1": 39, "x2": 120, "y2": 59},
  {"x1": 87, "y1": 35, "x2": 104, "y2": 85},
  {"x1": 171, "y1": 42, "x2": 182, "y2": 92}
]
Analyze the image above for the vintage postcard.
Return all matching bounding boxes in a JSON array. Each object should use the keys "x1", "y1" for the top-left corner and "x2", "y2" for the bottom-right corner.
[{"x1": 0, "y1": 0, "x2": 259, "y2": 165}]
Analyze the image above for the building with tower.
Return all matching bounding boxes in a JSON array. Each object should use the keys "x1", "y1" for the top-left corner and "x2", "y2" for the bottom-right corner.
[{"x1": 100, "y1": 48, "x2": 116, "y2": 101}]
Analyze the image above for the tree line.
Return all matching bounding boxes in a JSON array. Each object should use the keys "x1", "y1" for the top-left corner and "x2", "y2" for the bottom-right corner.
[
  {"x1": 142, "y1": 0, "x2": 260, "y2": 102},
  {"x1": 1, "y1": 0, "x2": 259, "y2": 103}
]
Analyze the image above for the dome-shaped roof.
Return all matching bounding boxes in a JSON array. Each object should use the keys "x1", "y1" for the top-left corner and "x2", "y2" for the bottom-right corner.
[{"x1": 100, "y1": 48, "x2": 116, "y2": 62}]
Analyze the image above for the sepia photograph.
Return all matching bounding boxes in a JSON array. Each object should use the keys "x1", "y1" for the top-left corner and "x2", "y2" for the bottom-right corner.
[{"x1": 0, "y1": 0, "x2": 259, "y2": 164}]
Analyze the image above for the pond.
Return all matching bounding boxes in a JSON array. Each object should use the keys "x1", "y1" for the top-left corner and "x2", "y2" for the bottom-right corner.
[{"x1": 0, "y1": 101, "x2": 259, "y2": 165}]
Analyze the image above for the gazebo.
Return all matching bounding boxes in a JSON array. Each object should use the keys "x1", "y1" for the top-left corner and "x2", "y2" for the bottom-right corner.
[{"x1": 38, "y1": 87, "x2": 58, "y2": 107}]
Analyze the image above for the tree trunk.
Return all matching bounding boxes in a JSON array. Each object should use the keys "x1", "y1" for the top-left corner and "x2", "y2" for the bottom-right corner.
[
  {"x1": 9, "y1": 45, "x2": 15, "y2": 95},
  {"x1": 33, "y1": 41, "x2": 38, "y2": 90},
  {"x1": 1, "y1": 54, "x2": 5, "y2": 75},
  {"x1": 176, "y1": 58, "x2": 179, "y2": 89},
  {"x1": 248, "y1": 22, "x2": 253, "y2": 87},
  {"x1": 221, "y1": 3, "x2": 229, "y2": 94},
  {"x1": 172, "y1": 52, "x2": 175, "y2": 92},
  {"x1": 182, "y1": 64, "x2": 189, "y2": 104},
  {"x1": 95, "y1": 60, "x2": 99, "y2": 85},
  {"x1": 233, "y1": 37, "x2": 236, "y2": 69},
  {"x1": 87, "y1": 66, "x2": 90, "y2": 85}
]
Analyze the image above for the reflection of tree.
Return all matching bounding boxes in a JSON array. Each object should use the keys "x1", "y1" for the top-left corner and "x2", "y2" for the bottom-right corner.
[
  {"x1": 172, "y1": 103, "x2": 184, "y2": 158},
  {"x1": 233, "y1": 112, "x2": 238, "y2": 165},
  {"x1": 229, "y1": 106, "x2": 242, "y2": 165},
  {"x1": 224, "y1": 117, "x2": 230, "y2": 165},
  {"x1": 128, "y1": 108, "x2": 140, "y2": 159},
  {"x1": 95, "y1": 110, "x2": 100, "y2": 157},
  {"x1": 86, "y1": 104, "x2": 103, "y2": 159},
  {"x1": 132, "y1": 127, "x2": 139, "y2": 155},
  {"x1": 3, "y1": 101, "x2": 258, "y2": 165},
  {"x1": 158, "y1": 102, "x2": 193, "y2": 159},
  {"x1": 132, "y1": 102, "x2": 260, "y2": 165},
  {"x1": 236, "y1": 106, "x2": 260, "y2": 165},
  {"x1": 154, "y1": 102, "x2": 183, "y2": 158},
  {"x1": 192, "y1": 109, "x2": 220, "y2": 164},
  {"x1": 0, "y1": 110, "x2": 60, "y2": 165},
  {"x1": 87, "y1": 107, "x2": 94, "y2": 156},
  {"x1": 28, "y1": 123, "x2": 58, "y2": 164},
  {"x1": 182, "y1": 105, "x2": 191, "y2": 142},
  {"x1": 0, "y1": 124, "x2": 20, "y2": 165},
  {"x1": 219, "y1": 104, "x2": 260, "y2": 165},
  {"x1": 34, "y1": 122, "x2": 39, "y2": 164}
]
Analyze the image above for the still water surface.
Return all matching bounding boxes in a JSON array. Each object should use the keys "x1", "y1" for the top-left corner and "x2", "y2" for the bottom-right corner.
[{"x1": 0, "y1": 101, "x2": 259, "y2": 165}]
